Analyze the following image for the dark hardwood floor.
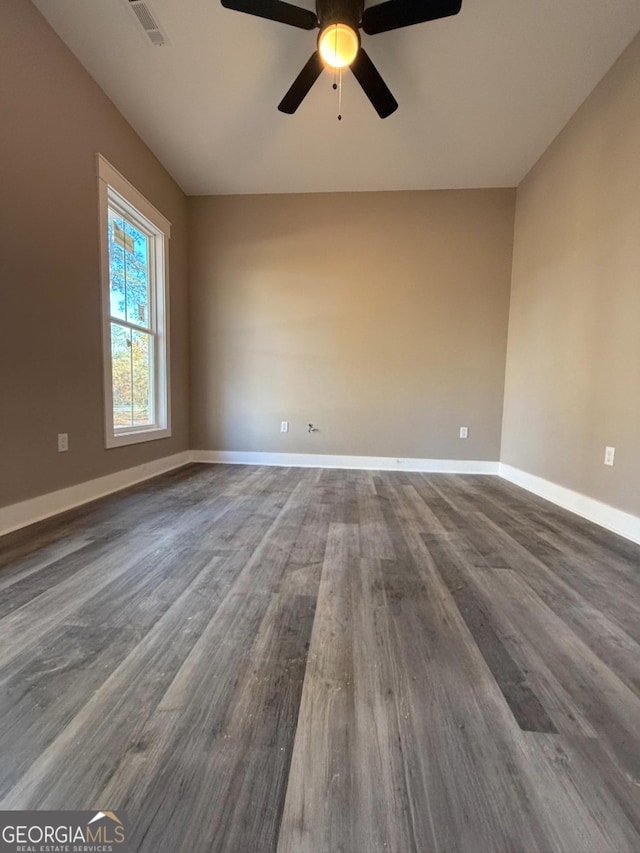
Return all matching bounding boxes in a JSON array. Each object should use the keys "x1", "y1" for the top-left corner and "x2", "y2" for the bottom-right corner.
[{"x1": 1, "y1": 464, "x2": 639, "y2": 852}]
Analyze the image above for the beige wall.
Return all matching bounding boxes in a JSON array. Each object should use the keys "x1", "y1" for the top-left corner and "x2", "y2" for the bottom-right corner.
[
  {"x1": 189, "y1": 190, "x2": 515, "y2": 461},
  {"x1": 502, "y1": 34, "x2": 640, "y2": 516},
  {"x1": 0, "y1": 0, "x2": 189, "y2": 507},
  {"x1": 7, "y1": 0, "x2": 636, "y2": 518}
]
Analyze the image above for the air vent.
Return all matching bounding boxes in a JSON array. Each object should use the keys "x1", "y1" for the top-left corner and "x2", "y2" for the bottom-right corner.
[
  {"x1": 127, "y1": 0, "x2": 169, "y2": 46},
  {"x1": 146, "y1": 29, "x2": 166, "y2": 46}
]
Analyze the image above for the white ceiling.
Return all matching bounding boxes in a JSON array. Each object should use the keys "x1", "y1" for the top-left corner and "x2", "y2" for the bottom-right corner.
[{"x1": 32, "y1": 0, "x2": 640, "y2": 195}]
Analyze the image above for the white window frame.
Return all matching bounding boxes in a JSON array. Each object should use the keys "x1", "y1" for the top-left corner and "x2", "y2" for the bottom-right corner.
[{"x1": 97, "y1": 154, "x2": 172, "y2": 449}]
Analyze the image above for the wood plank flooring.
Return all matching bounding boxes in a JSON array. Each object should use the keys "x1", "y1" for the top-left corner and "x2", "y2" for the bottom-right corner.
[{"x1": 1, "y1": 464, "x2": 639, "y2": 852}]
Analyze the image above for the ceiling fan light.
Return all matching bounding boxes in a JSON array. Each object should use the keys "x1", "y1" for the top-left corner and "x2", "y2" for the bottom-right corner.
[{"x1": 318, "y1": 23, "x2": 359, "y2": 68}]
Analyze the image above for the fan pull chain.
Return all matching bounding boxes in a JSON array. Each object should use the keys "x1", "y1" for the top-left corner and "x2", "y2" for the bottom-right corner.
[
  {"x1": 338, "y1": 68, "x2": 343, "y2": 121},
  {"x1": 331, "y1": 24, "x2": 338, "y2": 101}
]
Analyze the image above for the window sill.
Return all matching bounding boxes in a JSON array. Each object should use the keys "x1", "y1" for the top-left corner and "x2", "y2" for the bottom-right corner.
[{"x1": 106, "y1": 426, "x2": 171, "y2": 449}]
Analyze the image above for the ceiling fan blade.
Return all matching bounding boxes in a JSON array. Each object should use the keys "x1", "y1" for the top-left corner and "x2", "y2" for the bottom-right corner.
[
  {"x1": 278, "y1": 51, "x2": 324, "y2": 113},
  {"x1": 362, "y1": 0, "x2": 462, "y2": 35},
  {"x1": 221, "y1": 0, "x2": 317, "y2": 29},
  {"x1": 350, "y1": 48, "x2": 398, "y2": 118}
]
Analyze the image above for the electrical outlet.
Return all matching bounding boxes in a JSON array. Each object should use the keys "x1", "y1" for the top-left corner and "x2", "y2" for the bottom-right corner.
[
  {"x1": 604, "y1": 446, "x2": 615, "y2": 466},
  {"x1": 58, "y1": 433, "x2": 69, "y2": 453},
  {"x1": 280, "y1": 421, "x2": 289, "y2": 433},
  {"x1": 459, "y1": 426, "x2": 469, "y2": 439}
]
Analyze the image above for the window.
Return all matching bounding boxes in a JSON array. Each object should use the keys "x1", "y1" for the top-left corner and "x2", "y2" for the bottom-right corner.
[{"x1": 97, "y1": 155, "x2": 171, "y2": 448}]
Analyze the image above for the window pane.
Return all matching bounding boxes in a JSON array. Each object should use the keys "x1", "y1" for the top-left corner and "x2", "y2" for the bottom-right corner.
[
  {"x1": 108, "y1": 210, "x2": 151, "y2": 328},
  {"x1": 123, "y1": 220, "x2": 151, "y2": 329},
  {"x1": 108, "y1": 211, "x2": 126, "y2": 321},
  {"x1": 111, "y1": 322, "x2": 132, "y2": 427},
  {"x1": 132, "y1": 329, "x2": 154, "y2": 426}
]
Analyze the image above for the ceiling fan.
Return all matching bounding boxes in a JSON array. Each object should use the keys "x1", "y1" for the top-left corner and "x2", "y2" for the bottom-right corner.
[{"x1": 220, "y1": 0, "x2": 463, "y2": 118}]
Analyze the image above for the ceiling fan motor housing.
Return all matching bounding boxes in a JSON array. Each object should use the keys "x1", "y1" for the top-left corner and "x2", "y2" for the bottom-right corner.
[{"x1": 316, "y1": 0, "x2": 363, "y2": 30}]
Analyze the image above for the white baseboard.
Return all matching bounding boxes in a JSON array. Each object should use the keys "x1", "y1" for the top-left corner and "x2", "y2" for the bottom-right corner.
[
  {"x1": 3, "y1": 450, "x2": 637, "y2": 548},
  {"x1": 499, "y1": 463, "x2": 640, "y2": 545},
  {"x1": 191, "y1": 449, "x2": 500, "y2": 474},
  {"x1": 0, "y1": 451, "x2": 191, "y2": 537}
]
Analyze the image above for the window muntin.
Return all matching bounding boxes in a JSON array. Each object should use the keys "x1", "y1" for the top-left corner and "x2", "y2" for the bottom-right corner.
[{"x1": 97, "y1": 155, "x2": 171, "y2": 448}]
